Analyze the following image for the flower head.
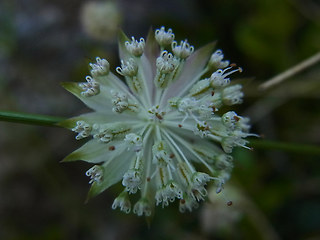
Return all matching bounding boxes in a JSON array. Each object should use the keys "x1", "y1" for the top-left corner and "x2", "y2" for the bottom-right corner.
[{"x1": 60, "y1": 27, "x2": 253, "y2": 216}]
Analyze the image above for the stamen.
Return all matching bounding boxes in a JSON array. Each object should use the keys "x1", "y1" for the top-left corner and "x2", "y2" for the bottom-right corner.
[
  {"x1": 125, "y1": 37, "x2": 145, "y2": 57},
  {"x1": 79, "y1": 76, "x2": 100, "y2": 97},
  {"x1": 210, "y1": 66, "x2": 242, "y2": 88},
  {"x1": 112, "y1": 191, "x2": 131, "y2": 213},
  {"x1": 116, "y1": 58, "x2": 142, "y2": 93},
  {"x1": 222, "y1": 84, "x2": 244, "y2": 105},
  {"x1": 148, "y1": 105, "x2": 166, "y2": 121},
  {"x1": 122, "y1": 168, "x2": 143, "y2": 194},
  {"x1": 72, "y1": 121, "x2": 92, "y2": 140},
  {"x1": 116, "y1": 58, "x2": 138, "y2": 77},
  {"x1": 172, "y1": 40, "x2": 194, "y2": 59},
  {"x1": 124, "y1": 133, "x2": 143, "y2": 152},
  {"x1": 155, "y1": 27, "x2": 175, "y2": 47},
  {"x1": 133, "y1": 198, "x2": 152, "y2": 216},
  {"x1": 93, "y1": 123, "x2": 130, "y2": 143},
  {"x1": 208, "y1": 49, "x2": 230, "y2": 70},
  {"x1": 154, "y1": 51, "x2": 179, "y2": 88},
  {"x1": 111, "y1": 90, "x2": 129, "y2": 113},
  {"x1": 86, "y1": 165, "x2": 103, "y2": 184},
  {"x1": 152, "y1": 141, "x2": 175, "y2": 169},
  {"x1": 89, "y1": 57, "x2": 110, "y2": 77}
]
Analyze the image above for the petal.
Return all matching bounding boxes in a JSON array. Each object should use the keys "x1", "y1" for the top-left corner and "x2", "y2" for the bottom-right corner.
[
  {"x1": 118, "y1": 29, "x2": 157, "y2": 104},
  {"x1": 141, "y1": 28, "x2": 160, "y2": 101},
  {"x1": 62, "y1": 139, "x2": 127, "y2": 163},
  {"x1": 61, "y1": 82, "x2": 113, "y2": 112},
  {"x1": 144, "y1": 28, "x2": 160, "y2": 77},
  {"x1": 161, "y1": 42, "x2": 216, "y2": 104},
  {"x1": 87, "y1": 150, "x2": 132, "y2": 199},
  {"x1": 58, "y1": 112, "x2": 139, "y2": 129},
  {"x1": 118, "y1": 30, "x2": 131, "y2": 61}
]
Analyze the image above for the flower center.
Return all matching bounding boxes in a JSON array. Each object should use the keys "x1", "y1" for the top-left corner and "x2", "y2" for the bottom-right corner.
[{"x1": 147, "y1": 105, "x2": 166, "y2": 122}]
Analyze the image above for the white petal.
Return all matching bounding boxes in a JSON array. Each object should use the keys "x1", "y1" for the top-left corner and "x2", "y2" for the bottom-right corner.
[
  {"x1": 62, "y1": 139, "x2": 127, "y2": 163},
  {"x1": 161, "y1": 42, "x2": 216, "y2": 105},
  {"x1": 59, "y1": 112, "x2": 139, "y2": 129},
  {"x1": 87, "y1": 150, "x2": 132, "y2": 199},
  {"x1": 61, "y1": 82, "x2": 113, "y2": 112}
]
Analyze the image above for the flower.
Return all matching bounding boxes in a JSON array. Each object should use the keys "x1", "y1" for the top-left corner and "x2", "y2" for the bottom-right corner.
[{"x1": 60, "y1": 27, "x2": 254, "y2": 216}]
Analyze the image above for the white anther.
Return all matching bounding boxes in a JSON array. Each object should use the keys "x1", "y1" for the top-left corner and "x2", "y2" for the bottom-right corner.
[
  {"x1": 172, "y1": 40, "x2": 194, "y2": 59},
  {"x1": 125, "y1": 37, "x2": 145, "y2": 57},
  {"x1": 156, "y1": 51, "x2": 179, "y2": 73},
  {"x1": 198, "y1": 102, "x2": 215, "y2": 118},
  {"x1": 221, "y1": 135, "x2": 248, "y2": 153},
  {"x1": 155, "y1": 181, "x2": 183, "y2": 208},
  {"x1": 93, "y1": 129, "x2": 113, "y2": 143},
  {"x1": 122, "y1": 169, "x2": 143, "y2": 194},
  {"x1": 148, "y1": 105, "x2": 165, "y2": 121},
  {"x1": 79, "y1": 76, "x2": 100, "y2": 97},
  {"x1": 152, "y1": 141, "x2": 174, "y2": 169},
  {"x1": 178, "y1": 97, "x2": 198, "y2": 112},
  {"x1": 222, "y1": 84, "x2": 244, "y2": 105},
  {"x1": 124, "y1": 133, "x2": 143, "y2": 152},
  {"x1": 111, "y1": 90, "x2": 129, "y2": 113},
  {"x1": 208, "y1": 49, "x2": 230, "y2": 69},
  {"x1": 89, "y1": 57, "x2": 110, "y2": 77},
  {"x1": 133, "y1": 198, "x2": 152, "y2": 216},
  {"x1": 222, "y1": 111, "x2": 239, "y2": 129},
  {"x1": 72, "y1": 121, "x2": 92, "y2": 140},
  {"x1": 192, "y1": 172, "x2": 211, "y2": 188},
  {"x1": 93, "y1": 123, "x2": 130, "y2": 143},
  {"x1": 116, "y1": 58, "x2": 138, "y2": 77},
  {"x1": 210, "y1": 66, "x2": 242, "y2": 88},
  {"x1": 86, "y1": 165, "x2": 103, "y2": 184},
  {"x1": 155, "y1": 26, "x2": 175, "y2": 46},
  {"x1": 112, "y1": 191, "x2": 131, "y2": 214},
  {"x1": 193, "y1": 121, "x2": 210, "y2": 138}
]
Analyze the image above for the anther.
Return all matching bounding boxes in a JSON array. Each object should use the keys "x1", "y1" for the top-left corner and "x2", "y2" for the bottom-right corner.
[
  {"x1": 79, "y1": 76, "x2": 100, "y2": 97},
  {"x1": 90, "y1": 57, "x2": 110, "y2": 77},
  {"x1": 172, "y1": 40, "x2": 194, "y2": 59},
  {"x1": 125, "y1": 37, "x2": 145, "y2": 57},
  {"x1": 155, "y1": 27, "x2": 175, "y2": 47}
]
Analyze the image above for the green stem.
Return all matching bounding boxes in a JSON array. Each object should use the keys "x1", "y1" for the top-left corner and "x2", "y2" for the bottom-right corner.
[
  {"x1": 1, "y1": 110, "x2": 319, "y2": 156},
  {"x1": 249, "y1": 138, "x2": 320, "y2": 156},
  {"x1": 0, "y1": 111, "x2": 65, "y2": 127}
]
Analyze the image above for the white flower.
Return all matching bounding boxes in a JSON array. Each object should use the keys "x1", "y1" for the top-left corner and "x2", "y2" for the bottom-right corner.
[
  {"x1": 112, "y1": 191, "x2": 131, "y2": 214},
  {"x1": 208, "y1": 49, "x2": 230, "y2": 70},
  {"x1": 125, "y1": 37, "x2": 145, "y2": 57},
  {"x1": 61, "y1": 26, "x2": 253, "y2": 216},
  {"x1": 155, "y1": 27, "x2": 175, "y2": 47}
]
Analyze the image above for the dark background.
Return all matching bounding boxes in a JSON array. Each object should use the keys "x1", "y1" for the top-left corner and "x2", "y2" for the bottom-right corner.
[{"x1": 0, "y1": 0, "x2": 319, "y2": 239}]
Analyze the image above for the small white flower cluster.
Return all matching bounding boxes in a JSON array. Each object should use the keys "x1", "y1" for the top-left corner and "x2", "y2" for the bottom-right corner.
[{"x1": 62, "y1": 26, "x2": 254, "y2": 216}]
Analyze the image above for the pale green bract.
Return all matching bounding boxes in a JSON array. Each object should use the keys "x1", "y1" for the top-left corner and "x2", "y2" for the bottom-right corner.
[{"x1": 60, "y1": 27, "x2": 254, "y2": 216}]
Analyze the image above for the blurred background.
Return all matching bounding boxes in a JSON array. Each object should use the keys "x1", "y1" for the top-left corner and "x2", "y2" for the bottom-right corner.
[{"x1": 0, "y1": 0, "x2": 319, "y2": 239}]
